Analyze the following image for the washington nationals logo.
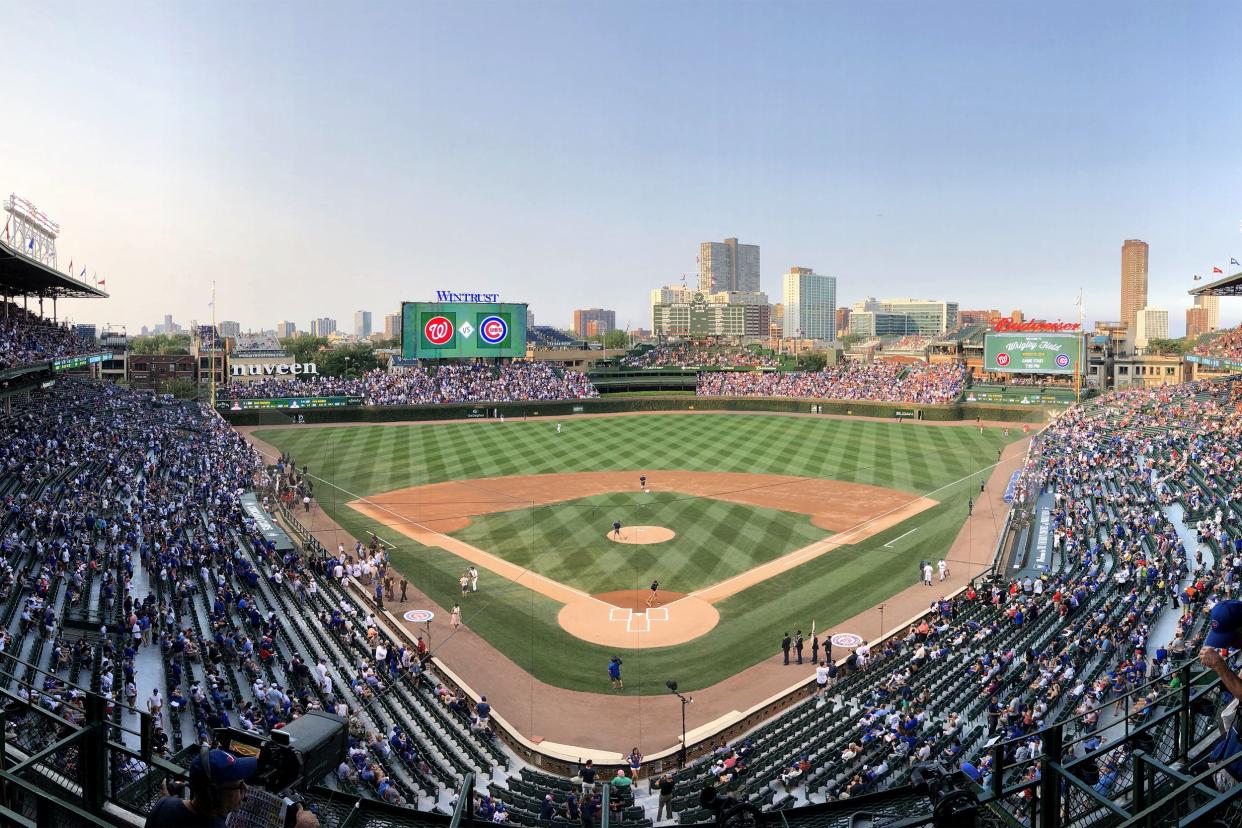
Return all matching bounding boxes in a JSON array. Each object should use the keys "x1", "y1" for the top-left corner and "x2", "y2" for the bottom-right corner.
[
  {"x1": 479, "y1": 315, "x2": 508, "y2": 344},
  {"x1": 995, "y1": 353, "x2": 1011, "y2": 367},
  {"x1": 423, "y1": 316, "x2": 454, "y2": 345}
]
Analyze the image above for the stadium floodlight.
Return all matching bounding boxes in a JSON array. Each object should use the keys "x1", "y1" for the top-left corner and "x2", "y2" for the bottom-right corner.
[{"x1": 5, "y1": 193, "x2": 60, "y2": 237}]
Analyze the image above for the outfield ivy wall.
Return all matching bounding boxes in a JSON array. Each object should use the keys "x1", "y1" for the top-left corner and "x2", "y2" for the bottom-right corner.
[{"x1": 219, "y1": 395, "x2": 1047, "y2": 426}]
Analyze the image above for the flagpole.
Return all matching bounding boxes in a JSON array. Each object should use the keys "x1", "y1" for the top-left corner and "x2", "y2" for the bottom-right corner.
[
  {"x1": 1075, "y1": 288, "x2": 1083, "y2": 405},
  {"x1": 210, "y1": 280, "x2": 217, "y2": 410}
]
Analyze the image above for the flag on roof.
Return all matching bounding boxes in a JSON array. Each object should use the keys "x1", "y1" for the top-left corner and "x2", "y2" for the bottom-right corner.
[{"x1": 1213, "y1": 266, "x2": 1223, "y2": 273}]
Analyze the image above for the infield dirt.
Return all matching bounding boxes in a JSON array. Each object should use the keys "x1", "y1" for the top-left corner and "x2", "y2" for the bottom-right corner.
[{"x1": 347, "y1": 471, "x2": 936, "y2": 648}]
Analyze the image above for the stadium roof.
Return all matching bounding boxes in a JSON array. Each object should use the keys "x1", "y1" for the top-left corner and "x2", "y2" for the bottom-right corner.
[
  {"x1": 0, "y1": 240, "x2": 108, "y2": 299},
  {"x1": 1189, "y1": 270, "x2": 1242, "y2": 297}
]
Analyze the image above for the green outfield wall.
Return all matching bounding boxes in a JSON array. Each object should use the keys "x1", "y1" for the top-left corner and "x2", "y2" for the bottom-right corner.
[{"x1": 218, "y1": 395, "x2": 1047, "y2": 426}]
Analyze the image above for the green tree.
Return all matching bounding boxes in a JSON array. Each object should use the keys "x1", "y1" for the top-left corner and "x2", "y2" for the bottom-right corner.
[
  {"x1": 130, "y1": 333, "x2": 191, "y2": 355},
  {"x1": 796, "y1": 351, "x2": 829, "y2": 371},
  {"x1": 159, "y1": 378, "x2": 199, "y2": 399},
  {"x1": 839, "y1": 333, "x2": 864, "y2": 349},
  {"x1": 1145, "y1": 337, "x2": 1189, "y2": 356},
  {"x1": 317, "y1": 342, "x2": 380, "y2": 377},
  {"x1": 603, "y1": 329, "x2": 630, "y2": 350},
  {"x1": 280, "y1": 335, "x2": 330, "y2": 365}
]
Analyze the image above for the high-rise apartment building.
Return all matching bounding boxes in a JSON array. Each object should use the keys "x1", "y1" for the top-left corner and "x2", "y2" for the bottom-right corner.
[
  {"x1": 218, "y1": 321, "x2": 241, "y2": 338},
  {"x1": 354, "y1": 310, "x2": 372, "y2": 338},
  {"x1": 835, "y1": 307, "x2": 851, "y2": 334},
  {"x1": 1133, "y1": 306, "x2": 1168, "y2": 349},
  {"x1": 770, "y1": 304, "x2": 785, "y2": 339},
  {"x1": 1120, "y1": 239, "x2": 1149, "y2": 331},
  {"x1": 699, "y1": 238, "x2": 760, "y2": 294},
  {"x1": 782, "y1": 268, "x2": 837, "y2": 340},
  {"x1": 310, "y1": 317, "x2": 337, "y2": 337},
  {"x1": 1186, "y1": 306, "x2": 1211, "y2": 341},
  {"x1": 1194, "y1": 294, "x2": 1220, "y2": 332},
  {"x1": 850, "y1": 298, "x2": 958, "y2": 336},
  {"x1": 573, "y1": 308, "x2": 616, "y2": 338},
  {"x1": 383, "y1": 313, "x2": 401, "y2": 339},
  {"x1": 276, "y1": 321, "x2": 297, "y2": 339}
]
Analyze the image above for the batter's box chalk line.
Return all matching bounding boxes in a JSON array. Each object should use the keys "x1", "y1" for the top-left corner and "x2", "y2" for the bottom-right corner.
[{"x1": 605, "y1": 606, "x2": 671, "y2": 633}]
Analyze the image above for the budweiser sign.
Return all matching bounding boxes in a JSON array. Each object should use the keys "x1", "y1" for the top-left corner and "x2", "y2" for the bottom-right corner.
[{"x1": 991, "y1": 319, "x2": 1080, "y2": 333}]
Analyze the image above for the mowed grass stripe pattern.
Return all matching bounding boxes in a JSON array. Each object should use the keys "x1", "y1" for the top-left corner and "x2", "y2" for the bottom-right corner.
[
  {"x1": 255, "y1": 415, "x2": 1013, "y2": 693},
  {"x1": 256, "y1": 414, "x2": 982, "y2": 500},
  {"x1": 451, "y1": 492, "x2": 829, "y2": 594}
]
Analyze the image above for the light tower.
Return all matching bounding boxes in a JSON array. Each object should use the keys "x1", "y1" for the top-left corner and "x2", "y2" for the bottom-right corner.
[{"x1": 3, "y1": 193, "x2": 61, "y2": 270}]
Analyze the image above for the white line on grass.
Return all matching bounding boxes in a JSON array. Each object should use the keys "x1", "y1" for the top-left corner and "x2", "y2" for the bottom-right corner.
[{"x1": 883, "y1": 528, "x2": 919, "y2": 548}]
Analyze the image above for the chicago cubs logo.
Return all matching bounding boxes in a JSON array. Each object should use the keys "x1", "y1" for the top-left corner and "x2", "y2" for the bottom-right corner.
[
  {"x1": 403, "y1": 609, "x2": 435, "y2": 623},
  {"x1": 995, "y1": 353, "x2": 1010, "y2": 367},
  {"x1": 424, "y1": 316, "x2": 454, "y2": 345},
  {"x1": 1055, "y1": 353, "x2": 1071, "y2": 368},
  {"x1": 479, "y1": 315, "x2": 508, "y2": 344}
]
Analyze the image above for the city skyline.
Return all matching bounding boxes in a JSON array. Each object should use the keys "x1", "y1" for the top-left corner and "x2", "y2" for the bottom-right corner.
[{"x1": 2, "y1": 2, "x2": 1240, "y2": 335}]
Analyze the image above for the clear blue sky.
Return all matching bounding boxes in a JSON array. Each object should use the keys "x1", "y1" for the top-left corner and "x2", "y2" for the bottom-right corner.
[{"x1": 3, "y1": 1, "x2": 1240, "y2": 335}]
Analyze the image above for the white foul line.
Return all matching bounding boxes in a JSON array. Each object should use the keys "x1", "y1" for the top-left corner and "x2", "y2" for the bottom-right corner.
[{"x1": 883, "y1": 528, "x2": 919, "y2": 548}]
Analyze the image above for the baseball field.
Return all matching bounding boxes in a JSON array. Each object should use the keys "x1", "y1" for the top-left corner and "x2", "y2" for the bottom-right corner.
[{"x1": 254, "y1": 413, "x2": 1014, "y2": 694}]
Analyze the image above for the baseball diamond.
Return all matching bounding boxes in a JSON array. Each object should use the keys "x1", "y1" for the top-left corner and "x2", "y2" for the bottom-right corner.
[{"x1": 254, "y1": 413, "x2": 1011, "y2": 694}]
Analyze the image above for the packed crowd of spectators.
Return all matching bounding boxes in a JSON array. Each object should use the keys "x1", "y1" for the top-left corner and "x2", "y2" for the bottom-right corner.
[
  {"x1": 229, "y1": 362, "x2": 598, "y2": 405},
  {"x1": 0, "y1": 377, "x2": 514, "y2": 814},
  {"x1": 1192, "y1": 326, "x2": 1242, "y2": 361},
  {"x1": 885, "y1": 335, "x2": 931, "y2": 351},
  {"x1": 668, "y1": 374, "x2": 1242, "y2": 814},
  {"x1": 696, "y1": 362, "x2": 966, "y2": 404},
  {"x1": 0, "y1": 304, "x2": 96, "y2": 370},
  {"x1": 621, "y1": 343, "x2": 780, "y2": 369}
]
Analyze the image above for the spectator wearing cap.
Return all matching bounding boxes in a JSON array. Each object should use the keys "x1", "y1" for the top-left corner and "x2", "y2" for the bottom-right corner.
[
  {"x1": 1199, "y1": 600, "x2": 1242, "y2": 698},
  {"x1": 144, "y1": 748, "x2": 258, "y2": 828}
]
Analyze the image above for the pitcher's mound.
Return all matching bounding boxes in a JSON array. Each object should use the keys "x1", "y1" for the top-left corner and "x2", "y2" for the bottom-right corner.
[
  {"x1": 606, "y1": 526, "x2": 675, "y2": 544},
  {"x1": 595, "y1": 590, "x2": 687, "y2": 612}
]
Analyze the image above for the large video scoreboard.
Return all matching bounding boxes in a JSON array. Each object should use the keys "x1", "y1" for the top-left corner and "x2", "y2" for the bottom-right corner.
[
  {"x1": 400, "y1": 301, "x2": 527, "y2": 359},
  {"x1": 984, "y1": 332, "x2": 1082, "y2": 375}
]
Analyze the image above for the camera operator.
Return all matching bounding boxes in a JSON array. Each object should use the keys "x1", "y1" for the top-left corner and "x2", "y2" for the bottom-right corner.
[{"x1": 146, "y1": 749, "x2": 259, "y2": 828}]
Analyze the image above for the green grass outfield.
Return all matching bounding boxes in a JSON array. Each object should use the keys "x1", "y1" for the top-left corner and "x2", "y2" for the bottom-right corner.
[
  {"x1": 255, "y1": 414, "x2": 1015, "y2": 694},
  {"x1": 451, "y1": 491, "x2": 830, "y2": 594}
]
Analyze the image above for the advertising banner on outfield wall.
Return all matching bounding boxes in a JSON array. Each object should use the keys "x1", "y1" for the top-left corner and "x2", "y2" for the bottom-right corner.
[
  {"x1": 216, "y1": 396, "x2": 364, "y2": 410},
  {"x1": 984, "y1": 333, "x2": 1082, "y2": 375}
]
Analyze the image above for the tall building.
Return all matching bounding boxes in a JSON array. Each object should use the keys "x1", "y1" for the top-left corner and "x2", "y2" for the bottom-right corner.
[
  {"x1": 770, "y1": 304, "x2": 785, "y2": 339},
  {"x1": 354, "y1": 310, "x2": 372, "y2": 338},
  {"x1": 1120, "y1": 239, "x2": 1149, "y2": 331},
  {"x1": 850, "y1": 298, "x2": 958, "y2": 336},
  {"x1": 1194, "y1": 294, "x2": 1220, "y2": 332},
  {"x1": 651, "y1": 285, "x2": 694, "y2": 306},
  {"x1": 276, "y1": 321, "x2": 297, "y2": 339},
  {"x1": 164, "y1": 314, "x2": 174, "y2": 333},
  {"x1": 310, "y1": 317, "x2": 337, "y2": 337},
  {"x1": 959, "y1": 309, "x2": 1000, "y2": 325},
  {"x1": 526, "y1": 308, "x2": 536, "y2": 329},
  {"x1": 383, "y1": 313, "x2": 401, "y2": 339},
  {"x1": 218, "y1": 320, "x2": 241, "y2": 338},
  {"x1": 573, "y1": 308, "x2": 616, "y2": 338},
  {"x1": 699, "y1": 238, "x2": 760, "y2": 294},
  {"x1": 1133, "y1": 306, "x2": 1168, "y2": 349},
  {"x1": 1186, "y1": 306, "x2": 1211, "y2": 341},
  {"x1": 835, "y1": 307, "x2": 851, "y2": 334},
  {"x1": 782, "y1": 268, "x2": 837, "y2": 340}
]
